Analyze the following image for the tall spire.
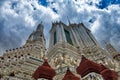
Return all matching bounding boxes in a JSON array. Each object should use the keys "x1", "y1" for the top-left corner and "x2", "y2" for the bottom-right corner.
[
  {"x1": 26, "y1": 22, "x2": 45, "y2": 44},
  {"x1": 103, "y1": 40, "x2": 108, "y2": 45},
  {"x1": 36, "y1": 21, "x2": 43, "y2": 32},
  {"x1": 67, "y1": 16, "x2": 71, "y2": 25},
  {"x1": 104, "y1": 41, "x2": 118, "y2": 57}
]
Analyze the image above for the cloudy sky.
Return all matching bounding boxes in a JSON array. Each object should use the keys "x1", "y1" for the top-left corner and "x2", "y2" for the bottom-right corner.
[{"x1": 0, "y1": 0, "x2": 120, "y2": 55}]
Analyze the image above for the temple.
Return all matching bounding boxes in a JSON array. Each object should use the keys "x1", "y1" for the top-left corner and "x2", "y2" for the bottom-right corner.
[{"x1": 0, "y1": 21, "x2": 120, "y2": 80}]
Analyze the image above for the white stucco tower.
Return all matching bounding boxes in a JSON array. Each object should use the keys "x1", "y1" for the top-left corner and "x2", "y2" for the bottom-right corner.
[
  {"x1": 0, "y1": 23, "x2": 46, "y2": 80},
  {"x1": 47, "y1": 21, "x2": 116, "y2": 80},
  {"x1": 0, "y1": 21, "x2": 119, "y2": 80}
]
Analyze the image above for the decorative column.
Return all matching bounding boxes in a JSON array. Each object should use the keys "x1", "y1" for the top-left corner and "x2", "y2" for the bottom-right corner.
[
  {"x1": 70, "y1": 27, "x2": 80, "y2": 48},
  {"x1": 61, "y1": 23, "x2": 67, "y2": 43}
]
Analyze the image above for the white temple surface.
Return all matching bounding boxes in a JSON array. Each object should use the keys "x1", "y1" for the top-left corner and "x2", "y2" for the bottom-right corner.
[{"x1": 0, "y1": 21, "x2": 119, "y2": 80}]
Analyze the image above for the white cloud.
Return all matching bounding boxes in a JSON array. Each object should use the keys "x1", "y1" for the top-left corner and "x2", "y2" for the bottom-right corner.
[
  {"x1": 0, "y1": 0, "x2": 60, "y2": 55},
  {"x1": 48, "y1": 0, "x2": 120, "y2": 51},
  {"x1": 0, "y1": 0, "x2": 120, "y2": 55}
]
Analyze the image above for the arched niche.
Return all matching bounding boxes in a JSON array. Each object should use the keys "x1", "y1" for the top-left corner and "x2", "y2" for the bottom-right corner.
[{"x1": 82, "y1": 72, "x2": 104, "y2": 80}]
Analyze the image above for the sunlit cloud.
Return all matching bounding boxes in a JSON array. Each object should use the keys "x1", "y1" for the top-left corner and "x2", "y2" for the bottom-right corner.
[{"x1": 0, "y1": 0, "x2": 120, "y2": 55}]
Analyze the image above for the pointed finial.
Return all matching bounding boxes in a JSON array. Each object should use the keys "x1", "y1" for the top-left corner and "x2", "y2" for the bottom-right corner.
[
  {"x1": 40, "y1": 21, "x2": 42, "y2": 24},
  {"x1": 81, "y1": 55, "x2": 86, "y2": 60},
  {"x1": 67, "y1": 16, "x2": 71, "y2": 25},
  {"x1": 103, "y1": 40, "x2": 108, "y2": 45},
  {"x1": 38, "y1": 21, "x2": 43, "y2": 26},
  {"x1": 67, "y1": 67, "x2": 70, "y2": 71},
  {"x1": 36, "y1": 21, "x2": 44, "y2": 31}
]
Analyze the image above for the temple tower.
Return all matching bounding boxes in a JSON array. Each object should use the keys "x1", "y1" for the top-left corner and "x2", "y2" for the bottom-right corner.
[
  {"x1": 47, "y1": 21, "x2": 81, "y2": 80},
  {"x1": 105, "y1": 42, "x2": 120, "y2": 78},
  {"x1": 47, "y1": 21, "x2": 109, "y2": 80},
  {"x1": 1, "y1": 21, "x2": 119, "y2": 80},
  {"x1": 0, "y1": 23, "x2": 46, "y2": 80},
  {"x1": 26, "y1": 22, "x2": 45, "y2": 47},
  {"x1": 25, "y1": 22, "x2": 46, "y2": 60},
  {"x1": 105, "y1": 42, "x2": 120, "y2": 61},
  {"x1": 48, "y1": 22, "x2": 100, "y2": 49}
]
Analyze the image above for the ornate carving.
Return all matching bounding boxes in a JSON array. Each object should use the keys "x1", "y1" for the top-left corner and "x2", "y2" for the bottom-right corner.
[{"x1": 52, "y1": 54, "x2": 80, "y2": 69}]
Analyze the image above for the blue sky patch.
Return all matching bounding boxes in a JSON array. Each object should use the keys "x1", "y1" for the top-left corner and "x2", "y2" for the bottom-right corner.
[
  {"x1": 97, "y1": 0, "x2": 120, "y2": 9},
  {"x1": 11, "y1": 2, "x2": 17, "y2": 9},
  {"x1": 38, "y1": 0, "x2": 48, "y2": 7},
  {"x1": 52, "y1": 8, "x2": 58, "y2": 13}
]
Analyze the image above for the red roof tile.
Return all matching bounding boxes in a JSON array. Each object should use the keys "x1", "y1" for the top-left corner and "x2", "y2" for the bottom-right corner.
[
  {"x1": 33, "y1": 59, "x2": 56, "y2": 80},
  {"x1": 76, "y1": 55, "x2": 100, "y2": 77},
  {"x1": 62, "y1": 68, "x2": 80, "y2": 80}
]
